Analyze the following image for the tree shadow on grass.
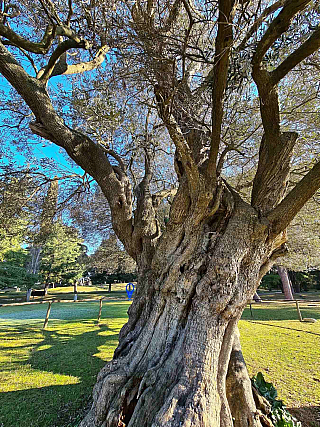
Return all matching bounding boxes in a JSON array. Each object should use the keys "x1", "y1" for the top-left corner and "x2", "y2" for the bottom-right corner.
[
  {"x1": 244, "y1": 320, "x2": 320, "y2": 337},
  {"x1": 0, "y1": 323, "x2": 121, "y2": 427},
  {"x1": 288, "y1": 405, "x2": 320, "y2": 427},
  {"x1": 242, "y1": 306, "x2": 320, "y2": 322}
]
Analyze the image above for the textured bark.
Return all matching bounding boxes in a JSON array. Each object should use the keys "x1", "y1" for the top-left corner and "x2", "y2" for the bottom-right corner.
[
  {"x1": 289, "y1": 271, "x2": 301, "y2": 294},
  {"x1": 80, "y1": 190, "x2": 277, "y2": 427}
]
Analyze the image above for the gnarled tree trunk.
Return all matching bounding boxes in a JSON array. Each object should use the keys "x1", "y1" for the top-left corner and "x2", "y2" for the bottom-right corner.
[{"x1": 80, "y1": 188, "x2": 276, "y2": 427}]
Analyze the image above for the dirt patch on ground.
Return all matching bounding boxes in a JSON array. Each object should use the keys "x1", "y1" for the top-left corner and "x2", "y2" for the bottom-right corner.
[{"x1": 288, "y1": 405, "x2": 320, "y2": 427}]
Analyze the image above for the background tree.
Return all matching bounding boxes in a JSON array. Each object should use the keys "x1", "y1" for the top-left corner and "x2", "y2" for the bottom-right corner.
[
  {"x1": 0, "y1": 172, "x2": 42, "y2": 289},
  {"x1": 39, "y1": 220, "x2": 86, "y2": 284},
  {"x1": 0, "y1": 248, "x2": 38, "y2": 289},
  {"x1": 89, "y1": 233, "x2": 136, "y2": 275},
  {"x1": 27, "y1": 178, "x2": 59, "y2": 275},
  {"x1": 0, "y1": 1, "x2": 320, "y2": 427},
  {"x1": 0, "y1": 173, "x2": 37, "y2": 260},
  {"x1": 0, "y1": 169, "x2": 90, "y2": 288}
]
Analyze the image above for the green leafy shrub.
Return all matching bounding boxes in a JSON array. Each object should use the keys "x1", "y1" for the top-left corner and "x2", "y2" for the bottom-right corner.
[
  {"x1": 252, "y1": 372, "x2": 301, "y2": 427},
  {"x1": 0, "y1": 249, "x2": 38, "y2": 289},
  {"x1": 261, "y1": 274, "x2": 281, "y2": 291}
]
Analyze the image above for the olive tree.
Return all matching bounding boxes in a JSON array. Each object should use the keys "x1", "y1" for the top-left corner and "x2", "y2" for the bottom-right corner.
[{"x1": 0, "y1": 1, "x2": 320, "y2": 426}]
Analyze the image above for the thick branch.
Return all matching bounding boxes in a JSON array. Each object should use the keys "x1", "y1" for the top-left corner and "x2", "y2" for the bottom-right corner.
[
  {"x1": 0, "y1": 23, "x2": 55, "y2": 53},
  {"x1": 39, "y1": 45, "x2": 109, "y2": 80},
  {"x1": 165, "y1": 116, "x2": 199, "y2": 197},
  {"x1": 37, "y1": 38, "x2": 86, "y2": 82},
  {"x1": 252, "y1": 0, "x2": 311, "y2": 67},
  {"x1": 267, "y1": 160, "x2": 320, "y2": 236},
  {"x1": 206, "y1": 0, "x2": 236, "y2": 181},
  {"x1": 251, "y1": 132, "x2": 298, "y2": 215},
  {"x1": 238, "y1": 0, "x2": 286, "y2": 51},
  {"x1": 252, "y1": 68, "x2": 280, "y2": 140},
  {"x1": 271, "y1": 24, "x2": 320, "y2": 85}
]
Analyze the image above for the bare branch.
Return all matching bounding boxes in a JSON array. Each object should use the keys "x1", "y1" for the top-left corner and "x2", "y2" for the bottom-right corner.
[
  {"x1": 271, "y1": 24, "x2": 320, "y2": 85},
  {"x1": 37, "y1": 38, "x2": 86, "y2": 82},
  {"x1": 39, "y1": 0, "x2": 63, "y2": 25},
  {"x1": 66, "y1": 0, "x2": 73, "y2": 25},
  {"x1": 38, "y1": 44, "x2": 109, "y2": 81},
  {"x1": 206, "y1": 0, "x2": 237, "y2": 182},
  {"x1": 52, "y1": 45, "x2": 109, "y2": 77},
  {"x1": 0, "y1": 23, "x2": 55, "y2": 53},
  {"x1": 238, "y1": 0, "x2": 286, "y2": 51},
  {"x1": 252, "y1": 0, "x2": 311, "y2": 67}
]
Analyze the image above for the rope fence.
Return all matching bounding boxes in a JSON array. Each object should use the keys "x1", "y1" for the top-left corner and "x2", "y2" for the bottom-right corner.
[
  {"x1": 1, "y1": 297, "x2": 319, "y2": 329},
  {"x1": 248, "y1": 299, "x2": 320, "y2": 323},
  {"x1": 0, "y1": 297, "x2": 110, "y2": 328}
]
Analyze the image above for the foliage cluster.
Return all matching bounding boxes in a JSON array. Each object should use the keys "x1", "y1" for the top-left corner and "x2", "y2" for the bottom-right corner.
[
  {"x1": 0, "y1": 249, "x2": 38, "y2": 289},
  {"x1": 90, "y1": 272, "x2": 137, "y2": 286},
  {"x1": 261, "y1": 269, "x2": 320, "y2": 292}
]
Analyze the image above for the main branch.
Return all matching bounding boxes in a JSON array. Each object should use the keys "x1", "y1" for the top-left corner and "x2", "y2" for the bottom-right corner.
[
  {"x1": 206, "y1": 0, "x2": 236, "y2": 182},
  {"x1": 0, "y1": 23, "x2": 55, "y2": 53},
  {"x1": 267, "y1": 160, "x2": 320, "y2": 236}
]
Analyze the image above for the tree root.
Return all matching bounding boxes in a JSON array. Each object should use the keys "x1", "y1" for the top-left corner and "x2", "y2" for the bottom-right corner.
[{"x1": 226, "y1": 328, "x2": 274, "y2": 427}]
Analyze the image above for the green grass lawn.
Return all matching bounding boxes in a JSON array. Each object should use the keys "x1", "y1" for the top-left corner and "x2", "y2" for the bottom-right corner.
[
  {"x1": 0, "y1": 294, "x2": 319, "y2": 426},
  {"x1": 241, "y1": 301, "x2": 320, "y2": 426}
]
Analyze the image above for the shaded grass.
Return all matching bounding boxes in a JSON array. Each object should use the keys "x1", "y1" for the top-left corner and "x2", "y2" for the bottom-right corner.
[
  {"x1": 257, "y1": 289, "x2": 320, "y2": 301},
  {"x1": 0, "y1": 299, "x2": 319, "y2": 426}
]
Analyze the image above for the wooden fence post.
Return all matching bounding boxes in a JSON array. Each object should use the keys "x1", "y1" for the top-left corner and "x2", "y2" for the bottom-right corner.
[
  {"x1": 43, "y1": 302, "x2": 52, "y2": 329},
  {"x1": 295, "y1": 300, "x2": 303, "y2": 322},
  {"x1": 97, "y1": 298, "x2": 103, "y2": 323},
  {"x1": 249, "y1": 302, "x2": 254, "y2": 318}
]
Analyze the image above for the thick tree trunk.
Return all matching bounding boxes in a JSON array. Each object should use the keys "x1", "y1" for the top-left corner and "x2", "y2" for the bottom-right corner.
[
  {"x1": 289, "y1": 271, "x2": 300, "y2": 293},
  {"x1": 277, "y1": 266, "x2": 294, "y2": 300},
  {"x1": 226, "y1": 329, "x2": 272, "y2": 427},
  {"x1": 80, "y1": 197, "x2": 276, "y2": 427},
  {"x1": 27, "y1": 246, "x2": 42, "y2": 275}
]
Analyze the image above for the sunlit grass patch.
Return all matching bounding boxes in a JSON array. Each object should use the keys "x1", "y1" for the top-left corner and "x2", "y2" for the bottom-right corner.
[
  {"x1": 0, "y1": 301, "x2": 131, "y2": 427},
  {"x1": 240, "y1": 303, "x2": 320, "y2": 410}
]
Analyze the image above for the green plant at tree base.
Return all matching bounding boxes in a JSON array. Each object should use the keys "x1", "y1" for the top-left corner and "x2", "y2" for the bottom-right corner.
[{"x1": 252, "y1": 372, "x2": 301, "y2": 427}]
